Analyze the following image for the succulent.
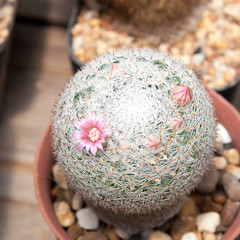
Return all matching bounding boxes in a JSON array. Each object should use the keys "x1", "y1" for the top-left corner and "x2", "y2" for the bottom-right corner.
[{"x1": 53, "y1": 48, "x2": 216, "y2": 234}]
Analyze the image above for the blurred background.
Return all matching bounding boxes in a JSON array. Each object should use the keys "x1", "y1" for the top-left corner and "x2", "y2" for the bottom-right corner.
[{"x1": 0, "y1": 0, "x2": 239, "y2": 239}]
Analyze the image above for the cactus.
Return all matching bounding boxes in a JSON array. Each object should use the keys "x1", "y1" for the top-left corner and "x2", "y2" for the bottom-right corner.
[
  {"x1": 105, "y1": 0, "x2": 198, "y2": 24},
  {"x1": 53, "y1": 48, "x2": 216, "y2": 234}
]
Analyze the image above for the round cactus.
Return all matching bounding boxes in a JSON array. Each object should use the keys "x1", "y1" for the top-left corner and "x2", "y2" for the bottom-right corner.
[{"x1": 53, "y1": 48, "x2": 216, "y2": 234}]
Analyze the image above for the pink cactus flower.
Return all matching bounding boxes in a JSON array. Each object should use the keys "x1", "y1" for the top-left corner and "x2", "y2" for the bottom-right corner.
[
  {"x1": 72, "y1": 113, "x2": 112, "y2": 155},
  {"x1": 169, "y1": 117, "x2": 183, "y2": 130},
  {"x1": 172, "y1": 85, "x2": 192, "y2": 105},
  {"x1": 111, "y1": 64, "x2": 119, "y2": 74},
  {"x1": 147, "y1": 137, "x2": 161, "y2": 150}
]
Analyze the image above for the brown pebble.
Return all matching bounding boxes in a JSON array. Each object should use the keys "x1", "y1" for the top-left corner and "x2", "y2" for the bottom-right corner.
[
  {"x1": 190, "y1": 193, "x2": 205, "y2": 206},
  {"x1": 222, "y1": 172, "x2": 240, "y2": 201},
  {"x1": 106, "y1": 227, "x2": 120, "y2": 240},
  {"x1": 220, "y1": 199, "x2": 240, "y2": 226},
  {"x1": 201, "y1": 196, "x2": 223, "y2": 213},
  {"x1": 170, "y1": 216, "x2": 196, "y2": 240},
  {"x1": 82, "y1": 231, "x2": 108, "y2": 240},
  {"x1": 212, "y1": 192, "x2": 227, "y2": 205},
  {"x1": 222, "y1": 148, "x2": 240, "y2": 165},
  {"x1": 67, "y1": 223, "x2": 84, "y2": 240},
  {"x1": 197, "y1": 166, "x2": 220, "y2": 194},
  {"x1": 178, "y1": 197, "x2": 196, "y2": 217}
]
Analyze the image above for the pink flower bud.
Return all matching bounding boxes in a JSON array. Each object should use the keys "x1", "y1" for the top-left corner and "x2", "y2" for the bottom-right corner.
[
  {"x1": 172, "y1": 85, "x2": 192, "y2": 105},
  {"x1": 169, "y1": 117, "x2": 183, "y2": 130}
]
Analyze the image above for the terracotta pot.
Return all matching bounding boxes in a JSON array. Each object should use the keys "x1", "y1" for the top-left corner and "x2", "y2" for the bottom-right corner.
[{"x1": 34, "y1": 90, "x2": 240, "y2": 240}]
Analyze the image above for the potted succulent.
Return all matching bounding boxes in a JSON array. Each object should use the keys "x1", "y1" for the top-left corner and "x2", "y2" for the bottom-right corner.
[
  {"x1": 67, "y1": 0, "x2": 240, "y2": 105},
  {"x1": 35, "y1": 49, "x2": 240, "y2": 240}
]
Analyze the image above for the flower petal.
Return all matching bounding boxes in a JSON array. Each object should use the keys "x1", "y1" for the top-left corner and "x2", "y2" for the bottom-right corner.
[
  {"x1": 96, "y1": 141, "x2": 103, "y2": 150},
  {"x1": 74, "y1": 121, "x2": 82, "y2": 129},
  {"x1": 91, "y1": 146, "x2": 97, "y2": 156}
]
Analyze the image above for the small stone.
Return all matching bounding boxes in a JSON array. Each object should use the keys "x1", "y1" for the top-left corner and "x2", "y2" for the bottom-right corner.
[
  {"x1": 191, "y1": 193, "x2": 205, "y2": 206},
  {"x1": 115, "y1": 228, "x2": 129, "y2": 239},
  {"x1": 170, "y1": 216, "x2": 196, "y2": 240},
  {"x1": 62, "y1": 190, "x2": 74, "y2": 206},
  {"x1": 212, "y1": 192, "x2": 227, "y2": 205},
  {"x1": 178, "y1": 197, "x2": 196, "y2": 217},
  {"x1": 72, "y1": 36, "x2": 84, "y2": 50},
  {"x1": 202, "y1": 232, "x2": 216, "y2": 240},
  {"x1": 215, "y1": 234, "x2": 223, "y2": 240},
  {"x1": 76, "y1": 208, "x2": 99, "y2": 230},
  {"x1": 72, "y1": 192, "x2": 83, "y2": 211},
  {"x1": 78, "y1": 231, "x2": 107, "y2": 240},
  {"x1": 67, "y1": 223, "x2": 84, "y2": 240},
  {"x1": 225, "y1": 165, "x2": 240, "y2": 179},
  {"x1": 216, "y1": 123, "x2": 231, "y2": 145},
  {"x1": 201, "y1": 196, "x2": 223, "y2": 213},
  {"x1": 196, "y1": 212, "x2": 220, "y2": 233},
  {"x1": 224, "y1": 4, "x2": 240, "y2": 22},
  {"x1": 222, "y1": 148, "x2": 240, "y2": 165},
  {"x1": 215, "y1": 223, "x2": 228, "y2": 233},
  {"x1": 52, "y1": 164, "x2": 68, "y2": 190},
  {"x1": 106, "y1": 227, "x2": 120, "y2": 240},
  {"x1": 197, "y1": 166, "x2": 220, "y2": 194},
  {"x1": 147, "y1": 231, "x2": 172, "y2": 240},
  {"x1": 181, "y1": 231, "x2": 201, "y2": 240},
  {"x1": 54, "y1": 201, "x2": 75, "y2": 227},
  {"x1": 212, "y1": 156, "x2": 227, "y2": 170},
  {"x1": 222, "y1": 172, "x2": 240, "y2": 201},
  {"x1": 220, "y1": 199, "x2": 240, "y2": 226},
  {"x1": 181, "y1": 232, "x2": 197, "y2": 240},
  {"x1": 193, "y1": 53, "x2": 205, "y2": 66}
]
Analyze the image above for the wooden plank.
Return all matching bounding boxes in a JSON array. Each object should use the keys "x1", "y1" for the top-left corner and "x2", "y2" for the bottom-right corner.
[
  {"x1": 0, "y1": 199, "x2": 55, "y2": 240},
  {"x1": 0, "y1": 23, "x2": 72, "y2": 164},
  {"x1": 0, "y1": 160, "x2": 37, "y2": 204},
  {"x1": 17, "y1": 0, "x2": 75, "y2": 26}
]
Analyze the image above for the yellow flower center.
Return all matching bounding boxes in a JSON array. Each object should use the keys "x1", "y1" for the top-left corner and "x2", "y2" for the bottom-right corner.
[{"x1": 89, "y1": 127, "x2": 100, "y2": 142}]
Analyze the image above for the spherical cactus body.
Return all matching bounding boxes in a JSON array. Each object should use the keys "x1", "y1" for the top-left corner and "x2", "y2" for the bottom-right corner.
[{"x1": 53, "y1": 48, "x2": 216, "y2": 235}]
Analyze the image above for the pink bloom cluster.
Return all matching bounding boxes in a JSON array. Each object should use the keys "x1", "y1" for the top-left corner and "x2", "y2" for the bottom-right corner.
[{"x1": 72, "y1": 113, "x2": 112, "y2": 155}]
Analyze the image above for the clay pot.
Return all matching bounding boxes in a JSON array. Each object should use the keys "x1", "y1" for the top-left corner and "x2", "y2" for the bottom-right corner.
[{"x1": 34, "y1": 90, "x2": 240, "y2": 240}]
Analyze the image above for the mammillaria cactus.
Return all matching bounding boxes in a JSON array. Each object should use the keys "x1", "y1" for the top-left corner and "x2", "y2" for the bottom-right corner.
[
  {"x1": 53, "y1": 48, "x2": 216, "y2": 235},
  {"x1": 105, "y1": 0, "x2": 200, "y2": 24}
]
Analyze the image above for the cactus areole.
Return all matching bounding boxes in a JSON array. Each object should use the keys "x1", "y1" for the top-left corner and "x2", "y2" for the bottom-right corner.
[{"x1": 53, "y1": 49, "x2": 216, "y2": 234}]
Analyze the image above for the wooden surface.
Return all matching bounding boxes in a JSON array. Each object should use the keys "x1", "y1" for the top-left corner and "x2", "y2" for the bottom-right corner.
[
  {"x1": 17, "y1": 0, "x2": 75, "y2": 26},
  {"x1": 0, "y1": 22, "x2": 72, "y2": 239}
]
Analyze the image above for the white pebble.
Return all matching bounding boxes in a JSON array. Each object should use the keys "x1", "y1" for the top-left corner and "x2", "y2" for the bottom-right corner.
[
  {"x1": 181, "y1": 232, "x2": 198, "y2": 240},
  {"x1": 76, "y1": 208, "x2": 99, "y2": 230},
  {"x1": 115, "y1": 228, "x2": 129, "y2": 239},
  {"x1": 196, "y1": 212, "x2": 220, "y2": 233},
  {"x1": 193, "y1": 53, "x2": 205, "y2": 66},
  {"x1": 213, "y1": 156, "x2": 227, "y2": 170},
  {"x1": 216, "y1": 123, "x2": 231, "y2": 144}
]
